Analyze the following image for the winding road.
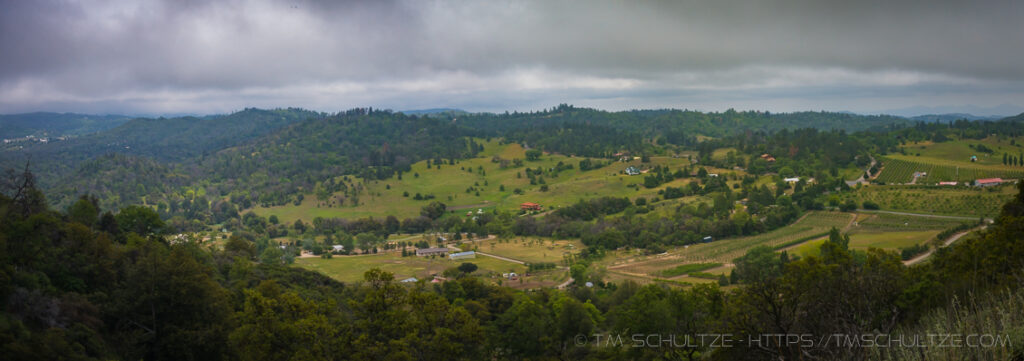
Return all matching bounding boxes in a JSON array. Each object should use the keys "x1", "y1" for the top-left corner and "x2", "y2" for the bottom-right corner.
[{"x1": 903, "y1": 226, "x2": 984, "y2": 266}]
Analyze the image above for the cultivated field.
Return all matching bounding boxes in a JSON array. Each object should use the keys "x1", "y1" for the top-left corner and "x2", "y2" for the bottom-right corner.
[
  {"x1": 793, "y1": 212, "x2": 969, "y2": 257},
  {"x1": 597, "y1": 211, "x2": 853, "y2": 282},
  {"x1": 876, "y1": 157, "x2": 1024, "y2": 184},
  {"x1": 841, "y1": 184, "x2": 1015, "y2": 217}
]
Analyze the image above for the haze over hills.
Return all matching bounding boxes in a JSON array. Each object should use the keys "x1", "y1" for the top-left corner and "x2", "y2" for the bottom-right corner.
[
  {"x1": 3, "y1": 107, "x2": 1017, "y2": 142},
  {"x1": 0, "y1": 112, "x2": 132, "y2": 139}
]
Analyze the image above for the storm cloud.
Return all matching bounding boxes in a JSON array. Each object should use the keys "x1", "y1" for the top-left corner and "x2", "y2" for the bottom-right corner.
[{"x1": 1, "y1": 0, "x2": 1022, "y2": 115}]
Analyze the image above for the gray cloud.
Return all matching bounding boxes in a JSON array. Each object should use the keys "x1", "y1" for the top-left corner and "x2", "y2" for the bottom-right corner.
[{"x1": 1, "y1": 0, "x2": 1022, "y2": 115}]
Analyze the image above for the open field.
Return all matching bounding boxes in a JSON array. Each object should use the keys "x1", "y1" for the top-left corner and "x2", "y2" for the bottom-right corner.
[
  {"x1": 462, "y1": 237, "x2": 583, "y2": 265},
  {"x1": 793, "y1": 212, "x2": 967, "y2": 257},
  {"x1": 253, "y1": 140, "x2": 737, "y2": 223},
  {"x1": 849, "y1": 212, "x2": 973, "y2": 232},
  {"x1": 598, "y1": 211, "x2": 853, "y2": 278},
  {"x1": 794, "y1": 230, "x2": 942, "y2": 257},
  {"x1": 671, "y1": 211, "x2": 853, "y2": 263},
  {"x1": 848, "y1": 230, "x2": 942, "y2": 249},
  {"x1": 293, "y1": 237, "x2": 578, "y2": 286},
  {"x1": 898, "y1": 137, "x2": 1024, "y2": 168},
  {"x1": 659, "y1": 262, "x2": 722, "y2": 277},
  {"x1": 294, "y1": 250, "x2": 527, "y2": 283},
  {"x1": 295, "y1": 253, "x2": 454, "y2": 283},
  {"x1": 841, "y1": 184, "x2": 1015, "y2": 217}
]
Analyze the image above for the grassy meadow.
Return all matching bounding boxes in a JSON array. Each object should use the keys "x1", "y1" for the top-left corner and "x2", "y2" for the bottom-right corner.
[
  {"x1": 596, "y1": 211, "x2": 852, "y2": 282},
  {"x1": 254, "y1": 140, "x2": 737, "y2": 223},
  {"x1": 294, "y1": 251, "x2": 528, "y2": 283}
]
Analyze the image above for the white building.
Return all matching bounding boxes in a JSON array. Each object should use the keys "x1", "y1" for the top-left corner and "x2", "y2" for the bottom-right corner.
[{"x1": 448, "y1": 251, "x2": 476, "y2": 260}]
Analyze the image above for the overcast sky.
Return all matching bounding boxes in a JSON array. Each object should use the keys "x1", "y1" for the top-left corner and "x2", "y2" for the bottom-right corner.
[{"x1": 2, "y1": 0, "x2": 1023, "y2": 116}]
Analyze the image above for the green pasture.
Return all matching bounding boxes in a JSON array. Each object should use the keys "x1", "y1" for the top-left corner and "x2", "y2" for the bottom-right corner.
[
  {"x1": 898, "y1": 137, "x2": 1024, "y2": 168},
  {"x1": 466, "y1": 237, "x2": 583, "y2": 264},
  {"x1": 294, "y1": 251, "x2": 526, "y2": 283},
  {"x1": 597, "y1": 211, "x2": 853, "y2": 278}
]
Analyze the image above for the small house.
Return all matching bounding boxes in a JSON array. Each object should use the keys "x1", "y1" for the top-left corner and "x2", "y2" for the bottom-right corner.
[
  {"x1": 939, "y1": 181, "x2": 957, "y2": 186},
  {"x1": 708, "y1": 173, "x2": 719, "y2": 177},
  {"x1": 625, "y1": 166, "x2": 641, "y2": 175},
  {"x1": 400, "y1": 277, "x2": 418, "y2": 283},
  {"x1": 783, "y1": 177, "x2": 800, "y2": 183},
  {"x1": 415, "y1": 247, "x2": 449, "y2": 257},
  {"x1": 332, "y1": 245, "x2": 345, "y2": 252},
  {"x1": 448, "y1": 251, "x2": 476, "y2": 260},
  {"x1": 520, "y1": 202, "x2": 542, "y2": 211},
  {"x1": 702, "y1": 236, "x2": 713, "y2": 243}
]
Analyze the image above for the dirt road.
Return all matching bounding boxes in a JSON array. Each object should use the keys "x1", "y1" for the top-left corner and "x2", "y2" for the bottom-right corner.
[{"x1": 903, "y1": 226, "x2": 984, "y2": 266}]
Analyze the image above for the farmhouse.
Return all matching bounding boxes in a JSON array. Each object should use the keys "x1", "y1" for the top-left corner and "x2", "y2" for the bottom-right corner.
[
  {"x1": 415, "y1": 247, "x2": 449, "y2": 257},
  {"x1": 331, "y1": 245, "x2": 345, "y2": 252},
  {"x1": 448, "y1": 251, "x2": 476, "y2": 260},
  {"x1": 520, "y1": 202, "x2": 542, "y2": 211},
  {"x1": 939, "y1": 181, "x2": 957, "y2": 186},
  {"x1": 760, "y1": 153, "x2": 776, "y2": 162},
  {"x1": 975, "y1": 178, "x2": 1003, "y2": 187},
  {"x1": 783, "y1": 177, "x2": 800, "y2": 183},
  {"x1": 625, "y1": 166, "x2": 641, "y2": 175}
]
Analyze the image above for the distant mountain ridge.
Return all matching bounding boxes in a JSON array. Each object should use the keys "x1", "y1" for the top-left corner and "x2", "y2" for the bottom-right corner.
[
  {"x1": 909, "y1": 113, "x2": 1007, "y2": 122},
  {"x1": 0, "y1": 112, "x2": 132, "y2": 139},
  {"x1": 4, "y1": 105, "x2": 1024, "y2": 211},
  {"x1": 398, "y1": 108, "x2": 469, "y2": 117}
]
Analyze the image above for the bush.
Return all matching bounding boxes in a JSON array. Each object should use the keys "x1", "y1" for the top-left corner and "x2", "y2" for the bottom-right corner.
[
  {"x1": 862, "y1": 200, "x2": 880, "y2": 210},
  {"x1": 839, "y1": 199, "x2": 858, "y2": 212},
  {"x1": 457, "y1": 262, "x2": 478, "y2": 273},
  {"x1": 899, "y1": 244, "x2": 929, "y2": 260}
]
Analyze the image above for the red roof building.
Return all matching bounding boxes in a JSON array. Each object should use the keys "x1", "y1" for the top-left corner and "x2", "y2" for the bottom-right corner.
[
  {"x1": 975, "y1": 178, "x2": 1003, "y2": 187},
  {"x1": 520, "y1": 202, "x2": 542, "y2": 211}
]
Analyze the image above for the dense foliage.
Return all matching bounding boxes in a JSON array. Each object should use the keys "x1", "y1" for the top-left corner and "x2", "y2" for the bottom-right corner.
[{"x1": 3, "y1": 167, "x2": 1024, "y2": 360}]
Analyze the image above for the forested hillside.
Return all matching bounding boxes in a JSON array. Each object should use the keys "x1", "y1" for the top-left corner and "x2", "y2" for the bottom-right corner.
[
  {"x1": 2, "y1": 163, "x2": 1022, "y2": 360},
  {"x1": 3, "y1": 106, "x2": 1022, "y2": 227},
  {"x1": 1, "y1": 108, "x2": 322, "y2": 190}
]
